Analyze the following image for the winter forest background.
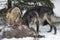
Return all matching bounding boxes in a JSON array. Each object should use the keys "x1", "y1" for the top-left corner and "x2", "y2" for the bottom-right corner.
[{"x1": 0, "y1": 0, "x2": 60, "y2": 40}]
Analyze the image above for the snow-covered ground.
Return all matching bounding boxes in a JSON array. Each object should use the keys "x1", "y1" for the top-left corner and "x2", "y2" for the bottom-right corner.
[
  {"x1": 1, "y1": 31, "x2": 60, "y2": 40},
  {"x1": 0, "y1": 24, "x2": 60, "y2": 40}
]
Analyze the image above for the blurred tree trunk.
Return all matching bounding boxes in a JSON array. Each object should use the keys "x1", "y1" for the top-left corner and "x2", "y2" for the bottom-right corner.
[{"x1": 7, "y1": 0, "x2": 12, "y2": 9}]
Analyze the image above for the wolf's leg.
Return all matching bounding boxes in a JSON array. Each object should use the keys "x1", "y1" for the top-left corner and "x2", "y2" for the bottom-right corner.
[
  {"x1": 51, "y1": 25, "x2": 57, "y2": 34},
  {"x1": 35, "y1": 18, "x2": 45, "y2": 38},
  {"x1": 36, "y1": 19, "x2": 39, "y2": 33},
  {"x1": 46, "y1": 15, "x2": 57, "y2": 34},
  {"x1": 47, "y1": 24, "x2": 53, "y2": 32},
  {"x1": 26, "y1": 20, "x2": 29, "y2": 28},
  {"x1": 43, "y1": 14, "x2": 53, "y2": 32},
  {"x1": 48, "y1": 22, "x2": 56, "y2": 34}
]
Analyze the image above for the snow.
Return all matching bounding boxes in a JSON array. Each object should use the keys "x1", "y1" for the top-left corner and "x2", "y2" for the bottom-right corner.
[
  {"x1": 1, "y1": 29, "x2": 60, "y2": 40},
  {"x1": 0, "y1": 24, "x2": 60, "y2": 40},
  {"x1": 0, "y1": 0, "x2": 7, "y2": 9},
  {"x1": 53, "y1": 0, "x2": 60, "y2": 17}
]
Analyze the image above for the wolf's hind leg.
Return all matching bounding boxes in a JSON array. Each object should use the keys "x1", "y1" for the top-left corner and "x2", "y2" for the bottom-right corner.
[{"x1": 46, "y1": 16, "x2": 57, "y2": 34}]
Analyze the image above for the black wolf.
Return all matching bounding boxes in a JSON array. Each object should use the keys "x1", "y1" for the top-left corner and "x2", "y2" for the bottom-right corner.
[
  {"x1": 32, "y1": 6, "x2": 56, "y2": 34},
  {"x1": 22, "y1": 6, "x2": 57, "y2": 37}
]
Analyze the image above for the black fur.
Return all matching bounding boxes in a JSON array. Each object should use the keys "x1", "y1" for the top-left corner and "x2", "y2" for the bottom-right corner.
[
  {"x1": 22, "y1": 6, "x2": 57, "y2": 35},
  {"x1": 43, "y1": 20, "x2": 49, "y2": 26},
  {"x1": 22, "y1": 9, "x2": 37, "y2": 27}
]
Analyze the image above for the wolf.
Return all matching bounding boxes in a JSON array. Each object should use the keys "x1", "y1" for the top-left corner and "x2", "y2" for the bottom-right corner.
[
  {"x1": 6, "y1": 7, "x2": 22, "y2": 27},
  {"x1": 22, "y1": 6, "x2": 57, "y2": 37},
  {"x1": 32, "y1": 6, "x2": 57, "y2": 34}
]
